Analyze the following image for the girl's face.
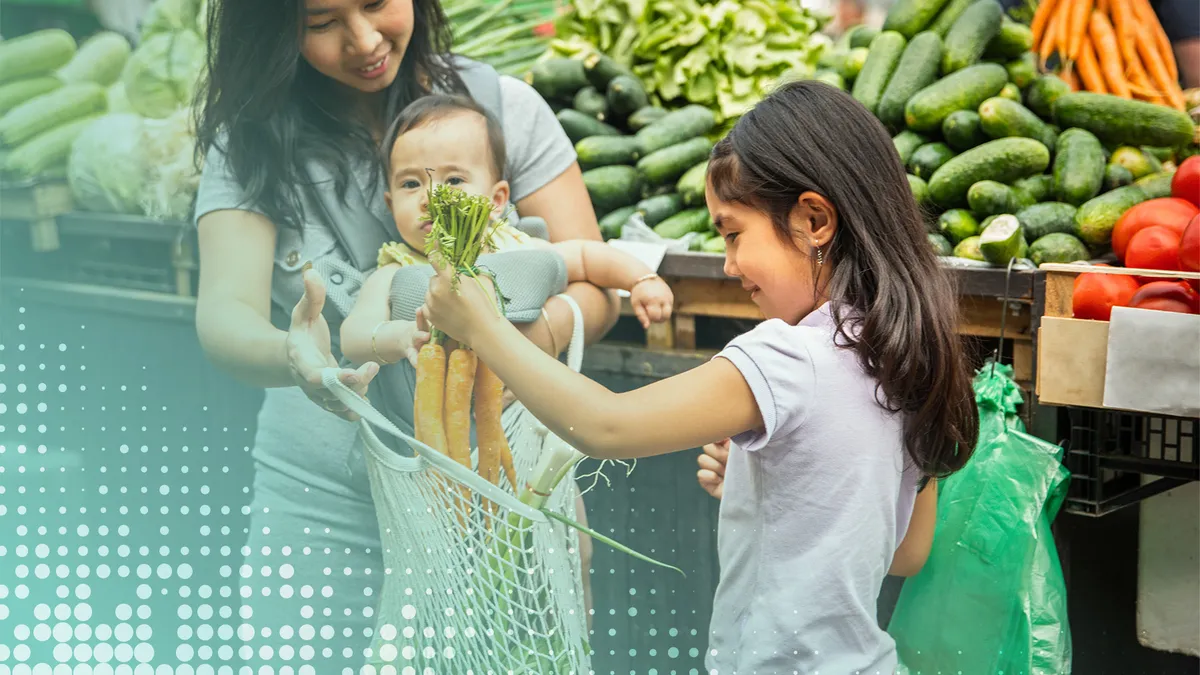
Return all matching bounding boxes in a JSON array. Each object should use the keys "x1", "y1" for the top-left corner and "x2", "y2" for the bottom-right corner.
[
  {"x1": 706, "y1": 181, "x2": 831, "y2": 324},
  {"x1": 301, "y1": 0, "x2": 413, "y2": 93}
]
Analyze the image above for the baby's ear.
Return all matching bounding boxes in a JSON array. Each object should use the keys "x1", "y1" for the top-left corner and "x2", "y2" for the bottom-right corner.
[
  {"x1": 384, "y1": 189, "x2": 393, "y2": 210},
  {"x1": 491, "y1": 180, "x2": 511, "y2": 213}
]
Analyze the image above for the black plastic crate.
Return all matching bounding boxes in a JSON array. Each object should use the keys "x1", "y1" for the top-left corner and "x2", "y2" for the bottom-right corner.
[{"x1": 1063, "y1": 407, "x2": 1199, "y2": 516}]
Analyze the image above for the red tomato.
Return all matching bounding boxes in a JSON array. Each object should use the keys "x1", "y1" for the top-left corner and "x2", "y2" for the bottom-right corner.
[
  {"x1": 1171, "y1": 156, "x2": 1200, "y2": 208},
  {"x1": 1111, "y1": 197, "x2": 1199, "y2": 263},
  {"x1": 1129, "y1": 280, "x2": 1200, "y2": 314},
  {"x1": 1125, "y1": 225, "x2": 1182, "y2": 271},
  {"x1": 1180, "y1": 214, "x2": 1200, "y2": 273},
  {"x1": 1072, "y1": 271, "x2": 1141, "y2": 320}
]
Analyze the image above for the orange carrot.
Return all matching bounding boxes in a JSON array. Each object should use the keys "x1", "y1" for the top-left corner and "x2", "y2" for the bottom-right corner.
[
  {"x1": 1040, "y1": 7, "x2": 1063, "y2": 67},
  {"x1": 1137, "y1": 21, "x2": 1186, "y2": 109},
  {"x1": 1068, "y1": 0, "x2": 1096, "y2": 61},
  {"x1": 444, "y1": 347, "x2": 477, "y2": 469},
  {"x1": 1062, "y1": 64, "x2": 1080, "y2": 91},
  {"x1": 473, "y1": 361, "x2": 512, "y2": 518},
  {"x1": 1097, "y1": 0, "x2": 1110, "y2": 14},
  {"x1": 1031, "y1": 0, "x2": 1060, "y2": 45},
  {"x1": 1132, "y1": 0, "x2": 1178, "y2": 81},
  {"x1": 414, "y1": 343, "x2": 449, "y2": 454},
  {"x1": 1089, "y1": 11, "x2": 1130, "y2": 98},
  {"x1": 1077, "y1": 38, "x2": 1108, "y2": 94}
]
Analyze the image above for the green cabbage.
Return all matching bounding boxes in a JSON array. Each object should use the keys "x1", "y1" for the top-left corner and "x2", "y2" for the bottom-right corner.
[
  {"x1": 122, "y1": 30, "x2": 204, "y2": 119},
  {"x1": 67, "y1": 114, "x2": 150, "y2": 214},
  {"x1": 140, "y1": 0, "x2": 203, "y2": 41}
]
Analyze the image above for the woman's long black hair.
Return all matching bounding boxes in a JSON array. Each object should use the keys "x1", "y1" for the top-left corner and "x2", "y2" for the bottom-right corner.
[
  {"x1": 708, "y1": 80, "x2": 978, "y2": 478},
  {"x1": 194, "y1": 0, "x2": 465, "y2": 230}
]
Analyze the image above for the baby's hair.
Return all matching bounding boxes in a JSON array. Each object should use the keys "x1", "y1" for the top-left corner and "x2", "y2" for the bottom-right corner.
[
  {"x1": 709, "y1": 80, "x2": 978, "y2": 478},
  {"x1": 381, "y1": 93, "x2": 507, "y2": 180}
]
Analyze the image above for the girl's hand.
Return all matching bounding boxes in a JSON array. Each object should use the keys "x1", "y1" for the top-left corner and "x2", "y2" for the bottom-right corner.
[
  {"x1": 630, "y1": 277, "x2": 674, "y2": 329},
  {"x1": 421, "y1": 262, "x2": 500, "y2": 348},
  {"x1": 697, "y1": 438, "x2": 730, "y2": 500},
  {"x1": 288, "y1": 269, "x2": 378, "y2": 419}
]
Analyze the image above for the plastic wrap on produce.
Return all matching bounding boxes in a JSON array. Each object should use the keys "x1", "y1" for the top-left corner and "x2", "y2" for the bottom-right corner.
[
  {"x1": 140, "y1": 107, "x2": 202, "y2": 222},
  {"x1": 67, "y1": 113, "x2": 150, "y2": 215}
]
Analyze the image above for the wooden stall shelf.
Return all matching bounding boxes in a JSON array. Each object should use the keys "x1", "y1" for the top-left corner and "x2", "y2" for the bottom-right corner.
[{"x1": 0, "y1": 179, "x2": 74, "y2": 251}]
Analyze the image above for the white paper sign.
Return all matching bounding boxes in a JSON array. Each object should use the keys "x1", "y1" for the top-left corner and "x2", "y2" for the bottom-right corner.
[{"x1": 1103, "y1": 306, "x2": 1200, "y2": 418}]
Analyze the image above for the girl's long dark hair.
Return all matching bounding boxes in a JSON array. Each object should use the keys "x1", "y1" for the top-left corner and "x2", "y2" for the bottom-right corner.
[
  {"x1": 195, "y1": 0, "x2": 465, "y2": 229},
  {"x1": 709, "y1": 81, "x2": 978, "y2": 478}
]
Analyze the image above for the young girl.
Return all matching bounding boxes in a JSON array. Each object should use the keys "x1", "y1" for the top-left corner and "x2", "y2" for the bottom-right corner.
[{"x1": 422, "y1": 80, "x2": 980, "y2": 673}]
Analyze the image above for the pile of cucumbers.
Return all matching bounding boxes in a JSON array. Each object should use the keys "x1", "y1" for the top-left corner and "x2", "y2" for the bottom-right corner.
[
  {"x1": 820, "y1": 0, "x2": 1198, "y2": 267},
  {"x1": 526, "y1": 54, "x2": 725, "y2": 253}
]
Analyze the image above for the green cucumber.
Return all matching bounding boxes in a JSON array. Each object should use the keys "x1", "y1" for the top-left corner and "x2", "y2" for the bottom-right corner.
[
  {"x1": 953, "y1": 235, "x2": 986, "y2": 261},
  {"x1": 938, "y1": 208, "x2": 979, "y2": 243},
  {"x1": 928, "y1": 0, "x2": 978, "y2": 36},
  {"x1": 849, "y1": 25, "x2": 882, "y2": 49},
  {"x1": 1053, "y1": 92, "x2": 1197, "y2": 148},
  {"x1": 572, "y1": 86, "x2": 609, "y2": 121},
  {"x1": 1103, "y1": 163, "x2": 1134, "y2": 191},
  {"x1": 908, "y1": 174, "x2": 929, "y2": 205},
  {"x1": 1053, "y1": 128, "x2": 1105, "y2": 205},
  {"x1": 839, "y1": 48, "x2": 871, "y2": 81},
  {"x1": 884, "y1": 0, "x2": 954, "y2": 37},
  {"x1": 1005, "y1": 52, "x2": 1038, "y2": 90},
  {"x1": 525, "y1": 58, "x2": 587, "y2": 100},
  {"x1": 583, "y1": 52, "x2": 633, "y2": 91},
  {"x1": 813, "y1": 69, "x2": 847, "y2": 90},
  {"x1": 606, "y1": 75, "x2": 649, "y2": 120},
  {"x1": 637, "y1": 137, "x2": 713, "y2": 187},
  {"x1": 575, "y1": 135, "x2": 643, "y2": 170},
  {"x1": 929, "y1": 232, "x2": 955, "y2": 256},
  {"x1": 1016, "y1": 202, "x2": 1078, "y2": 240},
  {"x1": 676, "y1": 160, "x2": 709, "y2": 206},
  {"x1": 1134, "y1": 171, "x2": 1176, "y2": 199},
  {"x1": 701, "y1": 234, "x2": 727, "y2": 253},
  {"x1": 904, "y1": 62, "x2": 1007, "y2": 132},
  {"x1": 893, "y1": 130, "x2": 931, "y2": 164},
  {"x1": 851, "y1": 31, "x2": 908, "y2": 115},
  {"x1": 653, "y1": 208, "x2": 710, "y2": 239},
  {"x1": 1074, "y1": 185, "x2": 1148, "y2": 246},
  {"x1": 942, "y1": 0, "x2": 1004, "y2": 74},
  {"x1": 978, "y1": 96, "x2": 1057, "y2": 151},
  {"x1": 984, "y1": 18, "x2": 1034, "y2": 59},
  {"x1": 877, "y1": 31, "x2": 944, "y2": 131},
  {"x1": 626, "y1": 106, "x2": 668, "y2": 131},
  {"x1": 1025, "y1": 75, "x2": 1070, "y2": 119},
  {"x1": 909, "y1": 142, "x2": 956, "y2": 179},
  {"x1": 599, "y1": 205, "x2": 638, "y2": 240},
  {"x1": 583, "y1": 165, "x2": 642, "y2": 215},
  {"x1": 1029, "y1": 232, "x2": 1091, "y2": 265},
  {"x1": 968, "y1": 179, "x2": 1033, "y2": 216},
  {"x1": 979, "y1": 213, "x2": 1026, "y2": 264},
  {"x1": 556, "y1": 109, "x2": 620, "y2": 144},
  {"x1": 635, "y1": 193, "x2": 685, "y2": 227},
  {"x1": 928, "y1": 137, "x2": 1051, "y2": 206},
  {"x1": 998, "y1": 83, "x2": 1022, "y2": 102},
  {"x1": 1108, "y1": 146, "x2": 1157, "y2": 179},
  {"x1": 636, "y1": 105, "x2": 717, "y2": 154},
  {"x1": 942, "y1": 110, "x2": 988, "y2": 150},
  {"x1": 1013, "y1": 174, "x2": 1054, "y2": 202}
]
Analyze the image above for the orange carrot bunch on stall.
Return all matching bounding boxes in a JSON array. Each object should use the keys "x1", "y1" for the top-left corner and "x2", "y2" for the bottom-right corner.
[{"x1": 1032, "y1": 0, "x2": 1185, "y2": 110}]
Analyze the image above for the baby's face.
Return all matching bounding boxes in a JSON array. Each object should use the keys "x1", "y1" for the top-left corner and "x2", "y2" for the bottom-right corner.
[{"x1": 386, "y1": 111, "x2": 507, "y2": 252}]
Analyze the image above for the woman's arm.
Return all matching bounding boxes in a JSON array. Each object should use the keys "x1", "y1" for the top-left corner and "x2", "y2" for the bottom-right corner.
[
  {"x1": 516, "y1": 163, "x2": 622, "y2": 348},
  {"x1": 423, "y1": 264, "x2": 763, "y2": 459},
  {"x1": 195, "y1": 209, "x2": 292, "y2": 387},
  {"x1": 889, "y1": 479, "x2": 938, "y2": 577}
]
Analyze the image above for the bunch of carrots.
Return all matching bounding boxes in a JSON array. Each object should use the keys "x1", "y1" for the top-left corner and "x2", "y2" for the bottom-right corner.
[
  {"x1": 414, "y1": 182, "x2": 517, "y2": 528},
  {"x1": 1032, "y1": 0, "x2": 1185, "y2": 110}
]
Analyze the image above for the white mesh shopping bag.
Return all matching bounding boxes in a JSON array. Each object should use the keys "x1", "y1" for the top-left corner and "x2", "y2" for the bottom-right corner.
[{"x1": 321, "y1": 294, "x2": 593, "y2": 675}]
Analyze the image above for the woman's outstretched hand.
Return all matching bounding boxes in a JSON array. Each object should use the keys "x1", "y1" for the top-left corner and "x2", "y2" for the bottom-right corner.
[
  {"x1": 420, "y1": 261, "x2": 500, "y2": 348},
  {"x1": 697, "y1": 438, "x2": 730, "y2": 500},
  {"x1": 288, "y1": 268, "x2": 378, "y2": 420}
]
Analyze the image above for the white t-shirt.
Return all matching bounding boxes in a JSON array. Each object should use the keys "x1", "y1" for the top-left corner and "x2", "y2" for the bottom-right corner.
[{"x1": 707, "y1": 303, "x2": 921, "y2": 674}]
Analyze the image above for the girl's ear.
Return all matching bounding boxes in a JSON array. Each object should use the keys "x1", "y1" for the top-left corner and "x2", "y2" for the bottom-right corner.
[
  {"x1": 790, "y1": 191, "x2": 838, "y2": 250},
  {"x1": 491, "y1": 180, "x2": 511, "y2": 213}
]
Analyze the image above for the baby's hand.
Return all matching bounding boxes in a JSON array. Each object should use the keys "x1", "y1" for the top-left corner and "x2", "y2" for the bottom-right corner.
[{"x1": 630, "y1": 277, "x2": 674, "y2": 329}]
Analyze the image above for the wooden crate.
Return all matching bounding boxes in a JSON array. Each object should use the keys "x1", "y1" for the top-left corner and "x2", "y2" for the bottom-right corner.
[
  {"x1": 0, "y1": 179, "x2": 74, "y2": 251},
  {"x1": 0, "y1": 212, "x2": 197, "y2": 297},
  {"x1": 1037, "y1": 263, "x2": 1200, "y2": 410}
]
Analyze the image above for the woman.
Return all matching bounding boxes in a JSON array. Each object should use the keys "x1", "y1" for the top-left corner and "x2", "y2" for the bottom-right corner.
[{"x1": 192, "y1": 0, "x2": 618, "y2": 669}]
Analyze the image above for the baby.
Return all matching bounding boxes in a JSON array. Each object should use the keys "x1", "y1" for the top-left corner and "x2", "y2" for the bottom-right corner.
[{"x1": 342, "y1": 93, "x2": 675, "y2": 367}]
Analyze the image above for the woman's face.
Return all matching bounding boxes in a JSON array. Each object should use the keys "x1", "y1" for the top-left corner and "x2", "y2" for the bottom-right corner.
[{"x1": 301, "y1": 0, "x2": 414, "y2": 93}]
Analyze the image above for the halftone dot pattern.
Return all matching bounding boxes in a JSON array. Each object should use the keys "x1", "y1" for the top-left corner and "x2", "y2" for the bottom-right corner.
[{"x1": 2, "y1": 291, "x2": 720, "y2": 672}]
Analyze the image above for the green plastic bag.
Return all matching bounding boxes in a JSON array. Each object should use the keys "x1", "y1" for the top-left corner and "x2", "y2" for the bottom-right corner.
[{"x1": 887, "y1": 362, "x2": 1072, "y2": 675}]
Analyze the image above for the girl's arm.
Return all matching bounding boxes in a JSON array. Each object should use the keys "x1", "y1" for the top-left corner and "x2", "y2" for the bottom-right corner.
[
  {"x1": 423, "y1": 264, "x2": 763, "y2": 459},
  {"x1": 515, "y1": 163, "x2": 622, "y2": 348},
  {"x1": 889, "y1": 479, "x2": 938, "y2": 577}
]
